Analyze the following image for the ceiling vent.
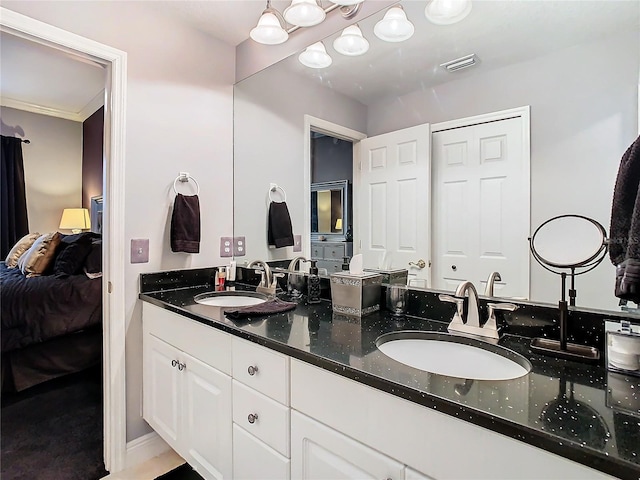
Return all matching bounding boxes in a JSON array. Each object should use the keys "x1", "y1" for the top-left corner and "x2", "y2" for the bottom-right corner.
[{"x1": 440, "y1": 54, "x2": 478, "y2": 72}]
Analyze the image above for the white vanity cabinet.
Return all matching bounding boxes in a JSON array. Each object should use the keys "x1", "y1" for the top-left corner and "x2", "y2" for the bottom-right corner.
[
  {"x1": 231, "y1": 337, "x2": 291, "y2": 479},
  {"x1": 143, "y1": 303, "x2": 232, "y2": 480},
  {"x1": 290, "y1": 359, "x2": 614, "y2": 480},
  {"x1": 291, "y1": 410, "x2": 404, "y2": 480}
]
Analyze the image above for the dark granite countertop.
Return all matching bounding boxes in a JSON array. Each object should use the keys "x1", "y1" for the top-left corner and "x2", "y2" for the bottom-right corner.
[{"x1": 140, "y1": 283, "x2": 640, "y2": 479}]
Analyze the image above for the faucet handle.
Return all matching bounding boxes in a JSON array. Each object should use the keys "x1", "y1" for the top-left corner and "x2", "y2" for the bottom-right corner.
[
  {"x1": 485, "y1": 302, "x2": 518, "y2": 333},
  {"x1": 439, "y1": 294, "x2": 465, "y2": 325}
]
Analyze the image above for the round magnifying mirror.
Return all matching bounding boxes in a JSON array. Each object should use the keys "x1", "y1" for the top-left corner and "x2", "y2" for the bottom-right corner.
[{"x1": 531, "y1": 215, "x2": 607, "y2": 269}]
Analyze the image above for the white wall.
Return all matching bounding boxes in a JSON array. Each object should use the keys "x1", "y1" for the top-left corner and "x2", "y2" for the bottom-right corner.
[
  {"x1": 234, "y1": 66, "x2": 367, "y2": 262},
  {"x1": 2, "y1": 1, "x2": 235, "y2": 442},
  {"x1": 366, "y1": 31, "x2": 639, "y2": 311},
  {"x1": 0, "y1": 107, "x2": 82, "y2": 233}
]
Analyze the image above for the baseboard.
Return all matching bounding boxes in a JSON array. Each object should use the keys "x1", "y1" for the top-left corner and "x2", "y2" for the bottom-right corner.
[{"x1": 125, "y1": 431, "x2": 171, "y2": 470}]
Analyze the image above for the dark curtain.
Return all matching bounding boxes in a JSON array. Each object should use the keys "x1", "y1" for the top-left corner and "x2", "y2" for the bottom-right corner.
[{"x1": 1, "y1": 135, "x2": 29, "y2": 258}]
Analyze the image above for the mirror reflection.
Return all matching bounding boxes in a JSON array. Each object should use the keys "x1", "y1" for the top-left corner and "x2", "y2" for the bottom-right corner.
[
  {"x1": 311, "y1": 180, "x2": 349, "y2": 239},
  {"x1": 234, "y1": 0, "x2": 640, "y2": 312}
]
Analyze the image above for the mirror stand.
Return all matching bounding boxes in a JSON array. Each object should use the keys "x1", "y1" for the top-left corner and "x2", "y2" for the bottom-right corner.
[{"x1": 528, "y1": 215, "x2": 608, "y2": 363}]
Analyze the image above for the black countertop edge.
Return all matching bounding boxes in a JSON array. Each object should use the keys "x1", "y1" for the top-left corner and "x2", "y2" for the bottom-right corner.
[{"x1": 139, "y1": 293, "x2": 638, "y2": 479}]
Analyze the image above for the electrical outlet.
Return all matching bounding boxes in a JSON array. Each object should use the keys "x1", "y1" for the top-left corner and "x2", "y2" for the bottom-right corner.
[
  {"x1": 233, "y1": 236, "x2": 246, "y2": 256},
  {"x1": 131, "y1": 239, "x2": 149, "y2": 263},
  {"x1": 220, "y1": 237, "x2": 233, "y2": 257},
  {"x1": 293, "y1": 235, "x2": 302, "y2": 252}
]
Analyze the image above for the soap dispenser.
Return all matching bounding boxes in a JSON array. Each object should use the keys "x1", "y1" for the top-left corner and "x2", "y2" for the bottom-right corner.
[{"x1": 308, "y1": 260, "x2": 321, "y2": 304}]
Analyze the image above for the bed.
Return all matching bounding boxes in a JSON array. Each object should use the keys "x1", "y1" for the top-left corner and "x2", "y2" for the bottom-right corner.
[{"x1": 1, "y1": 232, "x2": 103, "y2": 392}]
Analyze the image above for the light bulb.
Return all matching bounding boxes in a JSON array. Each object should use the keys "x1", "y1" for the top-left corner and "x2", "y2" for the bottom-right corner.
[
  {"x1": 333, "y1": 24, "x2": 369, "y2": 56},
  {"x1": 250, "y1": 12, "x2": 288, "y2": 45},
  {"x1": 374, "y1": 6, "x2": 414, "y2": 42},
  {"x1": 425, "y1": 0, "x2": 472, "y2": 25},
  {"x1": 284, "y1": 0, "x2": 326, "y2": 27},
  {"x1": 298, "y1": 42, "x2": 332, "y2": 68}
]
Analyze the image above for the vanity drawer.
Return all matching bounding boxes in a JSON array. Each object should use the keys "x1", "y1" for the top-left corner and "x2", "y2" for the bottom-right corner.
[
  {"x1": 233, "y1": 424, "x2": 290, "y2": 479},
  {"x1": 232, "y1": 337, "x2": 290, "y2": 405},
  {"x1": 324, "y1": 244, "x2": 345, "y2": 260},
  {"x1": 233, "y1": 380, "x2": 290, "y2": 456},
  {"x1": 316, "y1": 260, "x2": 342, "y2": 274},
  {"x1": 311, "y1": 244, "x2": 323, "y2": 259}
]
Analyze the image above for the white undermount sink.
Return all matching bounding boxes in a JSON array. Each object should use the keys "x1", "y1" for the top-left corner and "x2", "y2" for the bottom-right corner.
[
  {"x1": 376, "y1": 331, "x2": 531, "y2": 381},
  {"x1": 193, "y1": 291, "x2": 268, "y2": 307}
]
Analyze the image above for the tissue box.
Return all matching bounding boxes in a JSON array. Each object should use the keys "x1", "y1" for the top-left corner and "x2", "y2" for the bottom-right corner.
[
  {"x1": 363, "y1": 268, "x2": 408, "y2": 285},
  {"x1": 330, "y1": 272, "x2": 383, "y2": 317}
]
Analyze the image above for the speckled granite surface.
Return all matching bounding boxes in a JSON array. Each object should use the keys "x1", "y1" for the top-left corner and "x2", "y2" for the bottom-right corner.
[{"x1": 140, "y1": 270, "x2": 640, "y2": 479}]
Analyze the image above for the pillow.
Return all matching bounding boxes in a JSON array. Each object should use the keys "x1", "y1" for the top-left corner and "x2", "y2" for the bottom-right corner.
[
  {"x1": 5, "y1": 233, "x2": 41, "y2": 268},
  {"x1": 53, "y1": 239, "x2": 93, "y2": 277},
  {"x1": 18, "y1": 232, "x2": 61, "y2": 277},
  {"x1": 83, "y1": 239, "x2": 102, "y2": 274}
]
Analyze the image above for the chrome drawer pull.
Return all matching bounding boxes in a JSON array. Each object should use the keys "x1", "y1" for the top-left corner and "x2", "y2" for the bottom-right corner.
[
  {"x1": 177, "y1": 362, "x2": 186, "y2": 371},
  {"x1": 247, "y1": 413, "x2": 259, "y2": 424},
  {"x1": 247, "y1": 365, "x2": 259, "y2": 376},
  {"x1": 171, "y1": 360, "x2": 178, "y2": 368}
]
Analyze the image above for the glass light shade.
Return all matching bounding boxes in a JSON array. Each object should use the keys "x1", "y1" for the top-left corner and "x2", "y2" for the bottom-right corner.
[
  {"x1": 425, "y1": 0, "x2": 472, "y2": 25},
  {"x1": 331, "y1": 0, "x2": 365, "y2": 5},
  {"x1": 374, "y1": 6, "x2": 415, "y2": 42},
  {"x1": 333, "y1": 24, "x2": 370, "y2": 56},
  {"x1": 59, "y1": 208, "x2": 91, "y2": 233},
  {"x1": 284, "y1": 0, "x2": 326, "y2": 27},
  {"x1": 250, "y1": 12, "x2": 288, "y2": 45},
  {"x1": 298, "y1": 42, "x2": 333, "y2": 68},
  {"x1": 335, "y1": 218, "x2": 343, "y2": 230}
]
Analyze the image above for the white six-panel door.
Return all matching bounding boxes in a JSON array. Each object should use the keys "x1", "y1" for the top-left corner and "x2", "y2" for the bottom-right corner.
[
  {"x1": 432, "y1": 116, "x2": 529, "y2": 298},
  {"x1": 358, "y1": 123, "x2": 431, "y2": 284}
]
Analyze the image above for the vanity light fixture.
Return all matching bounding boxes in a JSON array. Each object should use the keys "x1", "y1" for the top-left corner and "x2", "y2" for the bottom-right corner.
[
  {"x1": 284, "y1": 0, "x2": 326, "y2": 27},
  {"x1": 298, "y1": 41, "x2": 333, "y2": 68},
  {"x1": 333, "y1": 24, "x2": 369, "y2": 56},
  {"x1": 425, "y1": 0, "x2": 472, "y2": 25},
  {"x1": 250, "y1": 0, "x2": 289, "y2": 45},
  {"x1": 440, "y1": 53, "x2": 477, "y2": 72},
  {"x1": 374, "y1": 5, "x2": 415, "y2": 43}
]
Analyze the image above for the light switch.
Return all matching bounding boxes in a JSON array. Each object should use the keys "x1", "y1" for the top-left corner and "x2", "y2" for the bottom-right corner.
[
  {"x1": 293, "y1": 235, "x2": 302, "y2": 252},
  {"x1": 131, "y1": 239, "x2": 149, "y2": 263},
  {"x1": 220, "y1": 237, "x2": 233, "y2": 257}
]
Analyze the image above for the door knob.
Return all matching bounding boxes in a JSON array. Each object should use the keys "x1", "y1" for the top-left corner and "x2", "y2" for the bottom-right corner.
[{"x1": 409, "y1": 259, "x2": 427, "y2": 269}]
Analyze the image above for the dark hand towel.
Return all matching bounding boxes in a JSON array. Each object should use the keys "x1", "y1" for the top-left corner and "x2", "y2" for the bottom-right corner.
[
  {"x1": 268, "y1": 201, "x2": 294, "y2": 248},
  {"x1": 610, "y1": 134, "x2": 640, "y2": 302},
  {"x1": 171, "y1": 194, "x2": 201, "y2": 253},
  {"x1": 225, "y1": 298, "x2": 297, "y2": 320}
]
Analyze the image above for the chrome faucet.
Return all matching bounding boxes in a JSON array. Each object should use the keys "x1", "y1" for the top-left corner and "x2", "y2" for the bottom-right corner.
[
  {"x1": 439, "y1": 280, "x2": 516, "y2": 340},
  {"x1": 248, "y1": 260, "x2": 275, "y2": 295},
  {"x1": 484, "y1": 271, "x2": 502, "y2": 297},
  {"x1": 287, "y1": 256, "x2": 307, "y2": 298}
]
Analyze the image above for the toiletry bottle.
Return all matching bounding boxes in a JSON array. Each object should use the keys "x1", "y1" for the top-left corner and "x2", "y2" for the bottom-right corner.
[
  {"x1": 342, "y1": 256, "x2": 350, "y2": 271},
  {"x1": 227, "y1": 260, "x2": 236, "y2": 289},
  {"x1": 218, "y1": 267, "x2": 226, "y2": 290},
  {"x1": 307, "y1": 260, "x2": 321, "y2": 304}
]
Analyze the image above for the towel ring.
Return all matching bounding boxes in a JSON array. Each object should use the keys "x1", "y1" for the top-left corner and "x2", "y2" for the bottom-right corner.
[
  {"x1": 173, "y1": 173, "x2": 200, "y2": 195},
  {"x1": 269, "y1": 184, "x2": 287, "y2": 202}
]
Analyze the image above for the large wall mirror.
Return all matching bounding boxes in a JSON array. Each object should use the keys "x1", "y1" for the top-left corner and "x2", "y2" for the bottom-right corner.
[{"x1": 234, "y1": 0, "x2": 640, "y2": 313}]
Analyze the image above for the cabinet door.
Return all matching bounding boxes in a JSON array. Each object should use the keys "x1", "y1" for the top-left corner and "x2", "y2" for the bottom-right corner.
[
  {"x1": 183, "y1": 352, "x2": 232, "y2": 480},
  {"x1": 233, "y1": 424, "x2": 290, "y2": 480},
  {"x1": 291, "y1": 411, "x2": 404, "y2": 480},
  {"x1": 143, "y1": 333, "x2": 181, "y2": 450}
]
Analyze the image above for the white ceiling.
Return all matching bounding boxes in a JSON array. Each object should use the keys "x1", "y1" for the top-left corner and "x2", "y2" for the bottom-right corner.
[{"x1": 1, "y1": 1, "x2": 637, "y2": 118}]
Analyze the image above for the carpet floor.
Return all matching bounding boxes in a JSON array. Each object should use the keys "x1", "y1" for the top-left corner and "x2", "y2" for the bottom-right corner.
[
  {"x1": 155, "y1": 463, "x2": 204, "y2": 480},
  {"x1": 1, "y1": 365, "x2": 108, "y2": 480}
]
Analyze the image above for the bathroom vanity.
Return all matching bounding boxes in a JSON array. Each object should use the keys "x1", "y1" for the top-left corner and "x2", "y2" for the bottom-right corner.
[{"x1": 139, "y1": 269, "x2": 640, "y2": 480}]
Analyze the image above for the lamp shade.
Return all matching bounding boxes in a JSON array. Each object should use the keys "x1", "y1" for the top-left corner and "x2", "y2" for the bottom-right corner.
[
  {"x1": 299, "y1": 42, "x2": 332, "y2": 68},
  {"x1": 60, "y1": 208, "x2": 91, "y2": 234},
  {"x1": 250, "y1": 11, "x2": 289, "y2": 45},
  {"x1": 284, "y1": 0, "x2": 325, "y2": 27},
  {"x1": 333, "y1": 24, "x2": 369, "y2": 56},
  {"x1": 374, "y1": 6, "x2": 415, "y2": 42},
  {"x1": 425, "y1": 0, "x2": 472, "y2": 25},
  {"x1": 335, "y1": 218, "x2": 343, "y2": 230}
]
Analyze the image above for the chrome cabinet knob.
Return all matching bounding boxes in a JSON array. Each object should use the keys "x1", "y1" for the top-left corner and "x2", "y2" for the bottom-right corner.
[
  {"x1": 451, "y1": 265, "x2": 457, "y2": 271},
  {"x1": 171, "y1": 359, "x2": 178, "y2": 368},
  {"x1": 177, "y1": 362, "x2": 186, "y2": 371},
  {"x1": 247, "y1": 365, "x2": 259, "y2": 376},
  {"x1": 247, "y1": 413, "x2": 259, "y2": 424},
  {"x1": 409, "y1": 259, "x2": 426, "y2": 269}
]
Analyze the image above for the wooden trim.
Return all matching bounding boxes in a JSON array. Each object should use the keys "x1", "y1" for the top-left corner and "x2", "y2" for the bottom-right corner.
[{"x1": 0, "y1": 7, "x2": 129, "y2": 473}]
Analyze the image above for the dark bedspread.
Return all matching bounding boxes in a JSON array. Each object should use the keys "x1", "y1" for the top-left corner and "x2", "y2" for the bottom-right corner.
[{"x1": 1, "y1": 262, "x2": 102, "y2": 352}]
